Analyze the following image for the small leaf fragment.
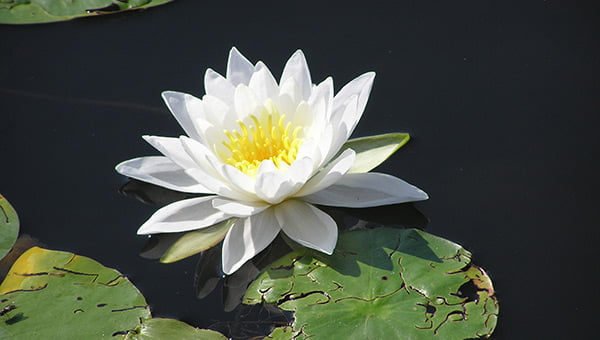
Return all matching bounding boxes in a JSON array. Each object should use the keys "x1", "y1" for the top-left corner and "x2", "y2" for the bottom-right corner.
[
  {"x1": 465, "y1": 265, "x2": 495, "y2": 296},
  {"x1": 341, "y1": 133, "x2": 410, "y2": 173},
  {"x1": 160, "y1": 219, "x2": 235, "y2": 263}
]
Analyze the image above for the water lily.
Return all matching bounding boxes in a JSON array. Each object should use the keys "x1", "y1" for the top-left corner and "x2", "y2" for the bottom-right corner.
[{"x1": 116, "y1": 48, "x2": 428, "y2": 274}]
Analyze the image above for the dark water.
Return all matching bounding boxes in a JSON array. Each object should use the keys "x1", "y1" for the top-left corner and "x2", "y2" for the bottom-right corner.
[{"x1": 2, "y1": 1, "x2": 599, "y2": 339}]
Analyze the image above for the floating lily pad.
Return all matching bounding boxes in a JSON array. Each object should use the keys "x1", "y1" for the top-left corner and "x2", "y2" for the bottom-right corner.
[
  {"x1": 124, "y1": 318, "x2": 228, "y2": 340},
  {"x1": 0, "y1": 195, "x2": 19, "y2": 261},
  {"x1": 342, "y1": 133, "x2": 410, "y2": 173},
  {"x1": 0, "y1": 0, "x2": 173, "y2": 25},
  {"x1": 244, "y1": 228, "x2": 498, "y2": 339},
  {"x1": 0, "y1": 247, "x2": 151, "y2": 338}
]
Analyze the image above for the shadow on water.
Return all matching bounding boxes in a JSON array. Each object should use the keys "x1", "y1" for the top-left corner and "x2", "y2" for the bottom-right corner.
[
  {"x1": 321, "y1": 203, "x2": 429, "y2": 230},
  {"x1": 119, "y1": 180, "x2": 198, "y2": 207},
  {"x1": 266, "y1": 227, "x2": 442, "y2": 281}
]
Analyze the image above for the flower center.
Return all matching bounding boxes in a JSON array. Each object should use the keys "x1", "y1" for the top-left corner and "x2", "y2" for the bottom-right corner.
[{"x1": 222, "y1": 100, "x2": 302, "y2": 177}]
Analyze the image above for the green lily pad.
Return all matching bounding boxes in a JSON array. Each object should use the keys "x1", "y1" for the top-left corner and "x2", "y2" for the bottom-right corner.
[
  {"x1": 342, "y1": 133, "x2": 410, "y2": 173},
  {"x1": 0, "y1": 0, "x2": 173, "y2": 25},
  {"x1": 124, "y1": 318, "x2": 228, "y2": 340},
  {"x1": 244, "y1": 228, "x2": 498, "y2": 339},
  {"x1": 0, "y1": 247, "x2": 151, "y2": 338},
  {"x1": 0, "y1": 195, "x2": 19, "y2": 261},
  {"x1": 160, "y1": 219, "x2": 235, "y2": 263}
]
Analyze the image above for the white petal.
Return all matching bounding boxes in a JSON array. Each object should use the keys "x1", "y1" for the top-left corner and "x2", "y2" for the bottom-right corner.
[
  {"x1": 324, "y1": 94, "x2": 357, "y2": 163},
  {"x1": 222, "y1": 210, "x2": 280, "y2": 274},
  {"x1": 221, "y1": 164, "x2": 256, "y2": 194},
  {"x1": 178, "y1": 136, "x2": 220, "y2": 176},
  {"x1": 204, "y1": 68, "x2": 235, "y2": 102},
  {"x1": 138, "y1": 196, "x2": 230, "y2": 234},
  {"x1": 291, "y1": 101, "x2": 314, "y2": 136},
  {"x1": 252, "y1": 157, "x2": 313, "y2": 203},
  {"x1": 201, "y1": 94, "x2": 234, "y2": 129},
  {"x1": 295, "y1": 137, "x2": 322, "y2": 172},
  {"x1": 274, "y1": 200, "x2": 337, "y2": 255},
  {"x1": 295, "y1": 148, "x2": 356, "y2": 197},
  {"x1": 212, "y1": 198, "x2": 270, "y2": 217},
  {"x1": 180, "y1": 137, "x2": 255, "y2": 201},
  {"x1": 142, "y1": 135, "x2": 196, "y2": 169},
  {"x1": 248, "y1": 62, "x2": 279, "y2": 103},
  {"x1": 254, "y1": 160, "x2": 297, "y2": 204},
  {"x1": 199, "y1": 147, "x2": 262, "y2": 200},
  {"x1": 227, "y1": 47, "x2": 254, "y2": 86},
  {"x1": 304, "y1": 117, "x2": 336, "y2": 167},
  {"x1": 308, "y1": 77, "x2": 333, "y2": 122},
  {"x1": 255, "y1": 157, "x2": 278, "y2": 175},
  {"x1": 287, "y1": 157, "x2": 314, "y2": 185},
  {"x1": 280, "y1": 50, "x2": 312, "y2": 101},
  {"x1": 274, "y1": 91, "x2": 296, "y2": 121},
  {"x1": 332, "y1": 72, "x2": 375, "y2": 137},
  {"x1": 234, "y1": 84, "x2": 259, "y2": 120},
  {"x1": 303, "y1": 172, "x2": 429, "y2": 208},
  {"x1": 278, "y1": 77, "x2": 301, "y2": 107},
  {"x1": 161, "y1": 91, "x2": 204, "y2": 141},
  {"x1": 116, "y1": 156, "x2": 212, "y2": 193},
  {"x1": 193, "y1": 117, "x2": 225, "y2": 150},
  {"x1": 184, "y1": 168, "x2": 251, "y2": 202}
]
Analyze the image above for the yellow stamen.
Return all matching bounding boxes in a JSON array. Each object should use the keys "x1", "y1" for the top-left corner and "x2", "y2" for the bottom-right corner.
[{"x1": 221, "y1": 100, "x2": 303, "y2": 177}]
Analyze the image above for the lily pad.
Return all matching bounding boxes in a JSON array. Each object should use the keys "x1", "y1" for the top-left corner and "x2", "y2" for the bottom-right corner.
[
  {"x1": 124, "y1": 318, "x2": 228, "y2": 340},
  {"x1": 244, "y1": 228, "x2": 498, "y2": 339},
  {"x1": 0, "y1": 195, "x2": 19, "y2": 261},
  {"x1": 0, "y1": 0, "x2": 173, "y2": 25},
  {"x1": 342, "y1": 133, "x2": 410, "y2": 173},
  {"x1": 160, "y1": 219, "x2": 236, "y2": 263},
  {"x1": 0, "y1": 247, "x2": 151, "y2": 338}
]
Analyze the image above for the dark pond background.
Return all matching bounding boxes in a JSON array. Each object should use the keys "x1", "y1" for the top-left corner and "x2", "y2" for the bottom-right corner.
[{"x1": 2, "y1": 1, "x2": 599, "y2": 339}]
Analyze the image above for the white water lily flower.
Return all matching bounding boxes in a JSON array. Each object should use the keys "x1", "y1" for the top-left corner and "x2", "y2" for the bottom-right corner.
[{"x1": 116, "y1": 48, "x2": 428, "y2": 274}]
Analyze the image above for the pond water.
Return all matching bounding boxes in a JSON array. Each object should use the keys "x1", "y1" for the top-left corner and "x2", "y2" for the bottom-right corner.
[{"x1": 2, "y1": 1, "x2": 598, "y2": 339}]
